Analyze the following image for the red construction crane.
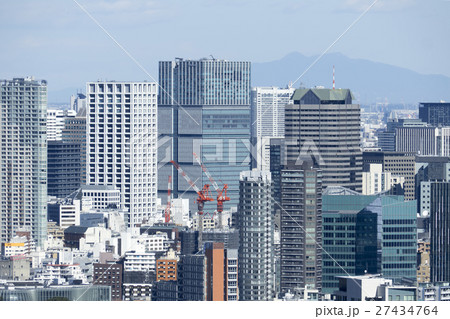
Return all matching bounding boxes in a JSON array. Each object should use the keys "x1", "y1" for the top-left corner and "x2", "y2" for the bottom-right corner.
[
  {"x1": 193, "y1": 152, "x2": 230, "y2": 226},
  {"x1": 164, "y1": 176, "x2": 172, "y2": 223},
  {"x1": 170, "y1": 160, "x2": 214, "y2": 251}
]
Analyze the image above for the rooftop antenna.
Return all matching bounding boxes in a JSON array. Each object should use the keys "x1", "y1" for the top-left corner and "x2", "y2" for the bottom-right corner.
[{"x1": 333, "y1": 65, "x2": 335, "y2": 90}]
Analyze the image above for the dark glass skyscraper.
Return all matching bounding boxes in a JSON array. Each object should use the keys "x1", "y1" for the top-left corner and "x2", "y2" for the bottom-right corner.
[
  {"x1": 158, "y1": 59, "x2": 251, "y2": 212},
  {"x1": 419, "y1": 102, "x2": 450, "y2": 127},
  {"x1": 429, "y1": 181, "x2": 450, "y2": 283}
]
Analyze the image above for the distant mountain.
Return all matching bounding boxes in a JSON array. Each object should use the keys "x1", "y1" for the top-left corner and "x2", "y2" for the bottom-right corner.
[{"x1": 252, "y1": 52, "x2": 450, "y2": 105}]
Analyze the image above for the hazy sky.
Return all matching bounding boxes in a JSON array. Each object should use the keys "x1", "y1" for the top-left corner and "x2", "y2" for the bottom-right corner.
[{"x1": 1, "y1": 0, "x2": 449, "y2": 102}]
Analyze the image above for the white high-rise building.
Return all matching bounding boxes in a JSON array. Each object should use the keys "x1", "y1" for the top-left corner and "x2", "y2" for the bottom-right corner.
[
  {"x1": 251, "y1": 87, "x2": 295, "y2": 138},
  {"x1": 86, "y1": 81, "x2": 158, "y2": 229},
  {"x1": 0, "y1": 77, "x2": 47, "y2": 248},
  {"x1": 47, "y1": 109, "x2": 76, "y2": 141}
]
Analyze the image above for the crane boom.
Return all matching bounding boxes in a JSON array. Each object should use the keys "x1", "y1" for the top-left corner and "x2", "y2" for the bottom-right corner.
[
  {"x1": 170, "y1": 160, "x2": 201, "y2": 194},
  {"x1": 164, "y1": 176, "x2": 172, "y2": 223},
  {"x1": 193, "y1": 152, "x2": 220, "y2": 191}
]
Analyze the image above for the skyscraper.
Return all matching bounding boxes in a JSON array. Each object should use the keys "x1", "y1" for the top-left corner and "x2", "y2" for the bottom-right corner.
[
  {"x1": 47, "y1": 109, "x2": 76, "y2": 141},
  {"x1": 62, "y1": 107, "x2": 87, "y2": 184},
  {"x1": 280, "y1": 161, "x2": 322, "y2": 295},
  {"x1": 251, "y1": 86, "x2": 295, "y2": 138},
  {"x1": 0, "y1": 77, "x2": 47, "y2": 248},
  {"x1": 158, "y1": 58, "x2": 251, "y2": 212},
  {"x1": 86, "y1": 81, "x2": 158, "y2": 228},
  {"x1": 237, "y1": 170, "x2": 274, "y2": 300},
  {"x1": 419, "y1": 102, "x2": 450, "y2": 127},
  {"x1": 47, "y1": 141, "x2": 81, "y2": 198},
  {"x1": 321, "y1": 191, "x2": 417, "y2": 293},
  {"x1": 285, "y1": 88, "x2": 362, "y2": 192},
  {"x1": 429, "y1": 181, "x2": 450, "y2": 282}
]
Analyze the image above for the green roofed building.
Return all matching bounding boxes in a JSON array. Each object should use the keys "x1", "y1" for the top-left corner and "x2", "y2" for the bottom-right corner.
[
  {"x1": 321, "y1": 187, "x2": 417, "y2": 294},
  {"x1": 285, "y1": 88, "x2": 362, "y2": 192}
]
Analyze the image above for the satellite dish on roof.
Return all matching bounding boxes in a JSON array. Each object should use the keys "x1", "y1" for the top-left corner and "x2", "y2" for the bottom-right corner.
[{"x1": 422, "y1": 210, "x2": 429, "y2": 217}]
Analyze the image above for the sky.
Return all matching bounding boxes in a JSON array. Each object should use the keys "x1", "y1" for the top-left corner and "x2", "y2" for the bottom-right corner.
[{"x1": 0, "y1": 0, "x2": 449, "y2": 102}]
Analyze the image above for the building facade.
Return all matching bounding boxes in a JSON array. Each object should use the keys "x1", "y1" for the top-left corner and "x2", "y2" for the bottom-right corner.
[
  {"x1": 363, "y1": 151, "x2": 416, "y2": 201},
  {"x1": 429, "y1": 181, "x2": 450, "y2": 283},
  {"x1": 47, "y1": 141, "x2": 81, "y2": 198},
  {"x1": 251, "y1": 86, "x2": 295, "y2": 138},
  {"x1": 86, "y1": 81, "x2": 158, "y2": 228},
  {"x1": 158, "y1": 58, "x2": 251, "y2": 212},
  {"x1": 62, "y1": 107, "x2": 87, "y2": 184},
  {"x1": 321, "y1": 192, "x2": 417, "y2": 293},
  {"x1": 280, "y1": 161, "x2": 322, "y2": 295},
  {"x1": 419, "y1": 102, "x2": 450, "y2": 127},
  {"x1": 237, "y1": 170, "x2": 274, "y2": 300},
  {"x1": 0, "y1": 77, "x2": 47, "y2": 248},
  {"x1": 285, "y1": 88, "x2": 362, "y2": 192}
]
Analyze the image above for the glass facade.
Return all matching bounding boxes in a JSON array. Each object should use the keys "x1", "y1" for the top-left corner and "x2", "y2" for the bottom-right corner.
[
  {"x1": 322, "y1": 194, "x2": 416, "y2": 294},
  {"x1": 158, "y1": 59, "x2": 251, "y2": 213},
  {"x1": 0, "y1": 286, "x2": 111, "y2": 301}
]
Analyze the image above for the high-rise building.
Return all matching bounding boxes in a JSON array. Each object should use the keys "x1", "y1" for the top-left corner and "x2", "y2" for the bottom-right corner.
[
  {"x1": 47, "y1": 109, "x2": 76, "y2": 141},
  {"x1": 285, "y1": 88, "x2": 362, "y2": 192},
  {"x1": 47, "y1": 141, "x2": 81, "y2": 198},
  {"x1": 251, "y1": 86, "x2": 295, "y2": 138},
  {"x1": 62, "y1": 107, "x2": 87, "y2": 184},
  {"x1": 237, "y1": 170, "x2": 274, "y2": 300},
  {"x1": 86, "y1": 81, "x2": 158, "y2": 228},
  {"x1": 280, "y1": 161, "x2": 322, "y2": 295},
  {"x1": 395, "y1": 127, "x2": 438, "y2": 156},
  {"x1": 158, "y1": 58, "x2": 251, "y2": 212},
  {"x1": 70, "y1": 92, "x2": 86, "y2": 113},
  {"x1": 428, "y1": 181, "x2": 450, "y2": 283},
  {"x1": 321, "y1": 191, "x2": 417, "y2": 293},
  {"x1": 0, "y1": 77, "x2": 47, "y2": 248},
  {"x1": 204, "y1": 242, "x2": 239, "y2": 301},
  {"x1": 419, "y1": 102, "x2": 450, "y2": 127}
]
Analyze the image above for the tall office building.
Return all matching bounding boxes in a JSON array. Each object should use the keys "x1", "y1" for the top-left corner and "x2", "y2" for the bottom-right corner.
[
  {"x1": 377, "y1": 118, "x2": 428, "y2": 152},
  {"x1": 429, "y1": 181, "x2": 450, "y2": 283},
  {"x1": 321, "y1": 191, "x2": 417, "y2": 293},
  {"x1": 280, "y1": 161, "x2": 322, "y2": 295},
  {"x1": 62, "y1": 107, "x2": 87, "y2": 184},
  {"x1": 158, "y1": 58, "x2": 251, "y2": 212},
  {"x1": 0, "y1": 77, "x2": 47, "y2": 248},
  {"x1": 47, "y1": 109, "x2": 76, "y2": 141},
  {"x1": 47, "y1": 141, "x2": 81, "y2": 198},
  {"x1": 237, "y1": 170, "x2": 274, "y2": 300},
  {"x1": 251, "y1": 87, "x2": 295, "y2": 138},
  {"x1": 86, "y1": 81, "x2": 158, "y2": 228},
  {"x1": 419, "y1": 102, "x2": 450, "y2": 127},
  {"x1": 395, "y1": 127, "x2": 438, "y2": 155},
  {"x1": 285, "y1": 88, "x2": 362, "y2": 192}
]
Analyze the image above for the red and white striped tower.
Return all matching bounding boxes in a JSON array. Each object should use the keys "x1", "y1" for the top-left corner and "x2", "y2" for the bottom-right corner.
[{"x1": 333, "y1": 65, "x2": 335, "y2": 90}]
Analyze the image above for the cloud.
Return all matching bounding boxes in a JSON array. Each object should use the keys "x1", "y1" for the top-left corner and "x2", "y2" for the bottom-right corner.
[{"x1": 342, "y1": 0, "x2": 418, "y2": 12}]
